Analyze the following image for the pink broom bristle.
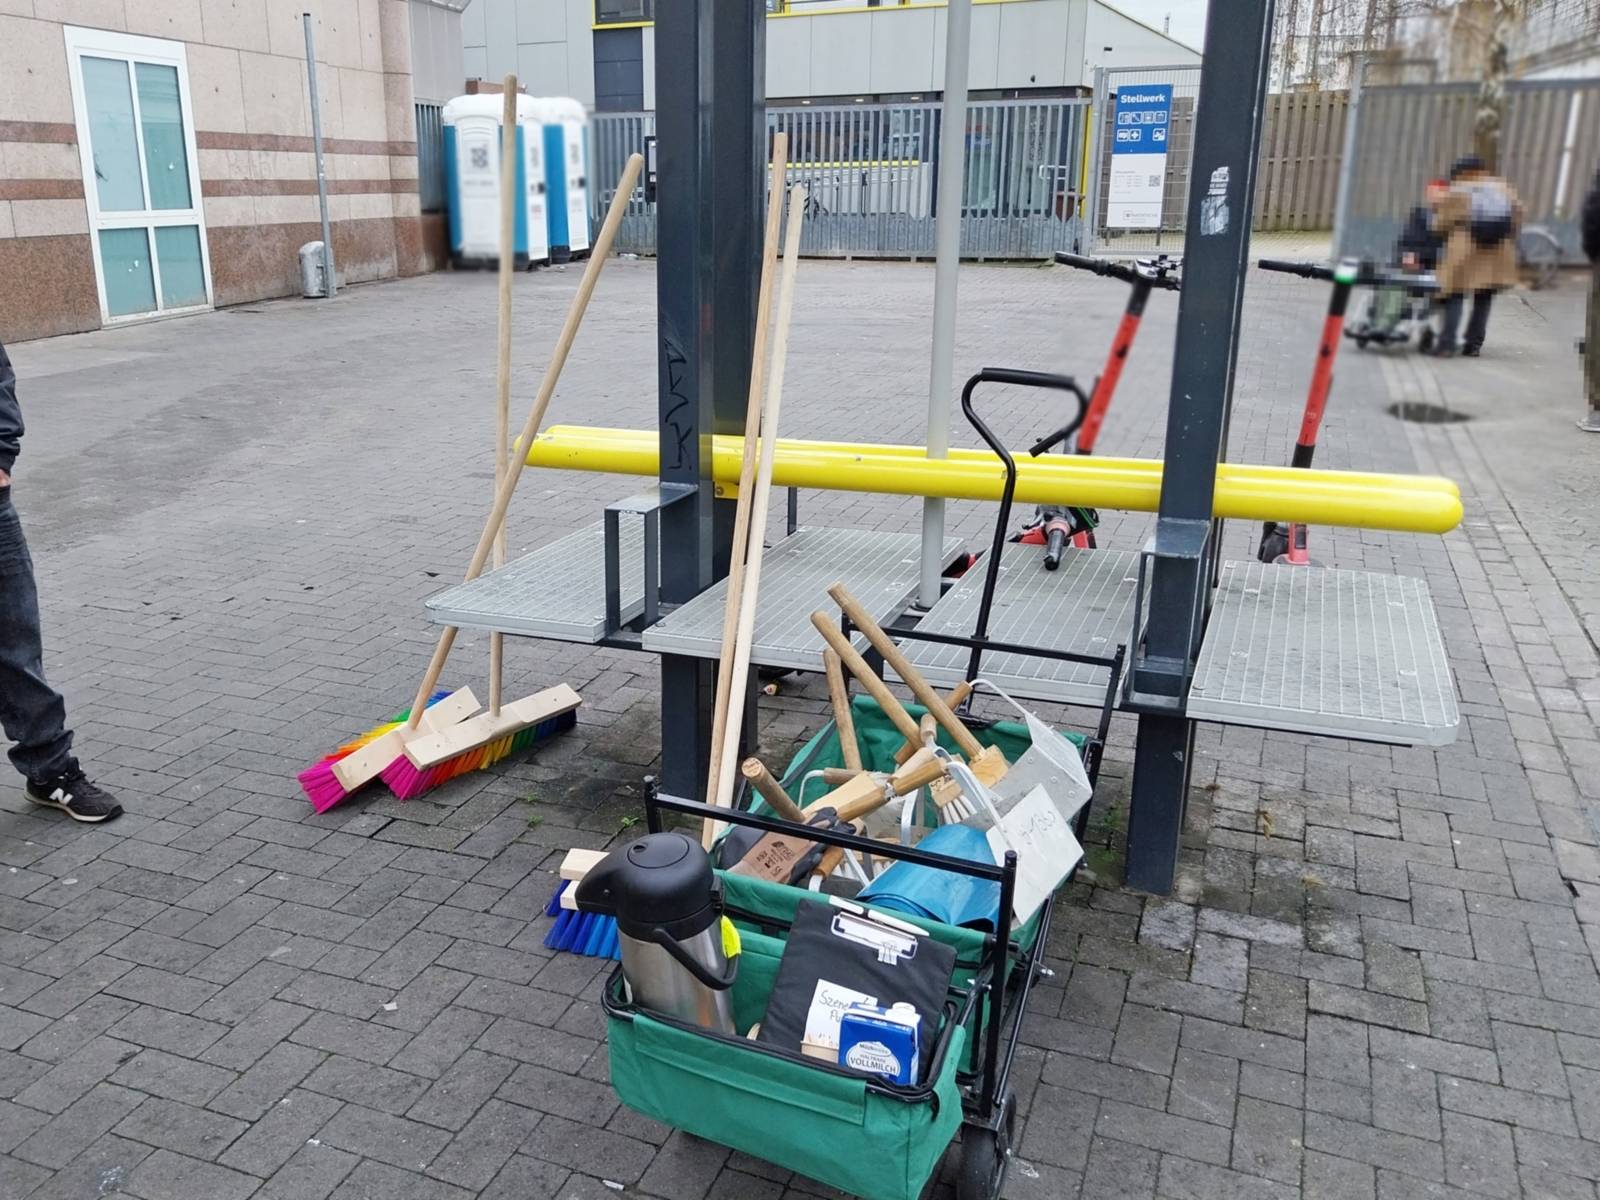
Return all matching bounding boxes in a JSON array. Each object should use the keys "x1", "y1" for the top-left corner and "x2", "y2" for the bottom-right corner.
[{"x1": 297, "y1": 691, "x2": 456, "y2": 810}]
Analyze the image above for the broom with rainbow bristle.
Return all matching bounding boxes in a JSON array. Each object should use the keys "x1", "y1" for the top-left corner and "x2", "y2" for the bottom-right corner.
[{"x1": 297, "y1": 100, "x2": 643, "y2": 809}]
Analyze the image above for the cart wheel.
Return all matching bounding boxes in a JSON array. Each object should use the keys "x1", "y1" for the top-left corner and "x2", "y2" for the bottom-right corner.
[
  {"x1": 1355, "y1": 334, "x2": 1370, "y2": 350},
  {"x1": 958, "y1": 1091, "x2": 1017, "y2": 1200},
  {"x1": 1418, "y1": 327, "x2": 1435, "y2": 353}
]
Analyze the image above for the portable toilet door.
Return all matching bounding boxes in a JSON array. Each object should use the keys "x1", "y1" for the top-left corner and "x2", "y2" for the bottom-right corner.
[
  {"x1": 519, "y1": 99, "x2": 550, "y2": 268},
  {"x1": 442, "y1": 94, "x2": 527, "y2": 269},
  {"x1": 541, "y1": 98, "x2": 590, "y2": 262},
  {"x1": 557, "y1": 99, "x2": 591, "y2": 259}
]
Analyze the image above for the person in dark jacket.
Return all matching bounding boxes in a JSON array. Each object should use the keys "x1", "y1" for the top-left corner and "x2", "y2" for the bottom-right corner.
[{"x1": 0, "y1": 339, "x2": 122, "y2": 822}]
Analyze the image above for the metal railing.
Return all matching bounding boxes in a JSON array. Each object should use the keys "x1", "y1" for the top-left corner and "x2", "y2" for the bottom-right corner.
[
  {"x1": 589, "y1": 97, "x2": 1092, "y2": 260},
  {"x1": 415, "y1": 102, "x2": 445, "y2": 214}
]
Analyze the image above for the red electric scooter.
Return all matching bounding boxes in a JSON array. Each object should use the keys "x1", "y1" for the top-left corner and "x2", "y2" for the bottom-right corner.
[
  {"x1": 1015, "y1": 252, "x2": 1182, "y2": 563},
  {"x1": 1256, "y1": 257, "x2": 1440, "y2": 564},
  {"x1": 1255, "y1": 257, "x2": 1361, "y2": 566}
]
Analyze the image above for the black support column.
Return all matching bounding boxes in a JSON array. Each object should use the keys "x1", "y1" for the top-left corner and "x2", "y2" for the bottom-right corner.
[
  {"x1": 654, "y1": 0, "x2": 765, "y2": 801},
  {"x1": 1124, "y1": 0, "x2": 1275, "y2": 894}
]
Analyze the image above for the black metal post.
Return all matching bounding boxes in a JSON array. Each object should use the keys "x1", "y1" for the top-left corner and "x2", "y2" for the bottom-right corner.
[
  {"x1": 1125, "y1": 0, "x2": 1275, "y2": 894},
  {"x1": 654, "y1": 0, "x2": 764, "y2": 800}
]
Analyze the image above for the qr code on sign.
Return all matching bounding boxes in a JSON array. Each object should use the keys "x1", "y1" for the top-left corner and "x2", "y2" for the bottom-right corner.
[{"x1": 1148, "y1": 175, "x2": 1161, "y2": 186}]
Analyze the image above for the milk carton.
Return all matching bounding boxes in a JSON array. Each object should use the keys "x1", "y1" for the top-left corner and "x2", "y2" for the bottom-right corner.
[{"x1": 838, "y1": 1001, "x2": 921, "y2": 1086}]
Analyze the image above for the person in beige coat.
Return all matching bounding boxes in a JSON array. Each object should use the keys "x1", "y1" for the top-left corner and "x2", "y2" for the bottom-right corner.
[{"x1": 1427, "y1": 155, "x2": 1522, "y2": 357}]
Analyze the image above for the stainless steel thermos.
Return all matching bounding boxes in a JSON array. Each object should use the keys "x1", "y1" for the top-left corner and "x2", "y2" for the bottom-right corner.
[{"x1": 574, "y1": 832, "x2": 737, "y2": 1034}]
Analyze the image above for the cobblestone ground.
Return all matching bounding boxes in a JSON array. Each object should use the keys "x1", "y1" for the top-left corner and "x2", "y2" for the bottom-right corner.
[{"x1": 2, "y1": 253, "x2": 1598, "y2": 1200}]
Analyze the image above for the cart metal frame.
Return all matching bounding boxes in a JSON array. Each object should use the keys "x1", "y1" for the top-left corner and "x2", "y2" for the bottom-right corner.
[{"x1": 644, "y1": 618, "x2": 1121, "y2": 1199}]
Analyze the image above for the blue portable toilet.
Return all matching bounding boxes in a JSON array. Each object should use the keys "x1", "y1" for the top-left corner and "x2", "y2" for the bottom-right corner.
[
  {"x1": 442, "y1": 94, "x2": 540, "y2": 269},
  {"x1": 539, "y1": 97, "x2": 591, "y2": 263}
]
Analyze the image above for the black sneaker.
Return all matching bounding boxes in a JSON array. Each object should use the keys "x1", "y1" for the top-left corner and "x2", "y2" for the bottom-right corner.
[{"x1": 25, "y1": 770, "x2": 123, "y2": 823}]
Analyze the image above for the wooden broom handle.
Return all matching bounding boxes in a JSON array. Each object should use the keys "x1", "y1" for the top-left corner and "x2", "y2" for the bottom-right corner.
[
  {"x1": 809, "y1": 613, "x2": 922, "y2": 743},
  {"x1": 405, "y1": 152, "x2": 645, "y2": 729},
  {"x1": 828, "y1": 583, "x2": 985, "y2": 760},
  {"x1": 823, "y1": 648, "x2": 862, "y2": 771},
  {"x1": 705, "y1": 183, "x2": 808, "y2": 846},
  {"x1": 490, "y1": 77, "x2": 518, "y2": 717},
  {"x1": 740, "y1": 757, "x2": 807, "y2": 824},
  {"x1": 703, "y1": 135, "x2": 789, "y2": 816}
]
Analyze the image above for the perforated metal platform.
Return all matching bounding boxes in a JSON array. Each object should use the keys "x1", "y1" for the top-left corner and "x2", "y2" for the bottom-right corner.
[
  {"x1": 641, "y1": 526, "x2": 962, "y2": 671},
  {"x1": 424, "y1": 521, "x2": 650, "y2": 643},
  {"x1": 898, "y1": 546, "x2": 1138, "y2": 706},
  {"x1": 1187, "y1": 561, "x2": 1459, "y2": 746}
]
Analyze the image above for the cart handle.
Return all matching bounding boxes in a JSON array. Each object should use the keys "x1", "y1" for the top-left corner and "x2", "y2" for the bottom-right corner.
[{"x1": 960, "y1": 368, "x2": 1090, "y2": 681}]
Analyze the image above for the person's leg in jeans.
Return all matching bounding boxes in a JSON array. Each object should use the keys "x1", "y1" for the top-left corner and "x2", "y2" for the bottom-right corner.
[
  {"x1": 1435, "y1": 293, "x2": 1465, "y2": 352},
  {"x1": 1463, "y1": 289, "x2": 1496, "y2": 354},
  {"x1": 0, "y1": 488, "x2": 120, "y2": 821}
]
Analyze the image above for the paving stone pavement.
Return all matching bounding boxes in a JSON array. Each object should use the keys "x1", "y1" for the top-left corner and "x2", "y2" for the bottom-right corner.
[{"x1": 2, "y1": 255, "x2": 1599, "y2": 1199}]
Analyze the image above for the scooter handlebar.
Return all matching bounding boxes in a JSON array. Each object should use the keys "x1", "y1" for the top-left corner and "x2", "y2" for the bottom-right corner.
[
  {"x1": 1055, "y1": 251, "x2": 1181, "y2": 290},
  {"x1": 1258, "y1": 257, "x2": 1334, "y2": 281}
]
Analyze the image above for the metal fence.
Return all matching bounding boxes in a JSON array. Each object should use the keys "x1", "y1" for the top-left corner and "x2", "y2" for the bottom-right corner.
[
  {"x1": 1086, "y1": 64, "x2": 1203, "y2": 255},
  {"x1": 589, "y1": 98, "x2": 1092, "y2": 260},
  {"x1": 1254, "y1": 90, "x2": 1348, "y2": 231},
  {"x1": 415, "y1": 102, "x2": 445, "y2": 214},
  {"x1": 1336, "y1": 77, "x2": 1600, "y2": 265}
]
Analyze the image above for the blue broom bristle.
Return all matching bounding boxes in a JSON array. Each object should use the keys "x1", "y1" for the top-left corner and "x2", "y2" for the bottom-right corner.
[
  {"x1": 543, "y1": 906, "x2": 579, "y2": 951},
  {"x1": 544, "y1": 880, "x2": 568, "y2": 918}
]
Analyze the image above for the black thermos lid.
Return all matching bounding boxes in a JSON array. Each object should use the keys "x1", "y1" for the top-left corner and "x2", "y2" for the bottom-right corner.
[{"x1": 573, "y1": 831, "x2": 721, "y2": 941}]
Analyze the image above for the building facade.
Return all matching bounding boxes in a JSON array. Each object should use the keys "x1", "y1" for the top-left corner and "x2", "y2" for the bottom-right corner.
[
  {"x1": 462, "y1": 0, "x2": 1199, "y2": 111},
  {"x1": 0, "y1": 0, "x2": 464, "y2": 343}
]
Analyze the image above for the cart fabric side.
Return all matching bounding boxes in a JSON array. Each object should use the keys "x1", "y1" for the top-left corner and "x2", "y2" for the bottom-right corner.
[{"x1": 603, "y1": 907, "x2": 970, "y2": 1200}]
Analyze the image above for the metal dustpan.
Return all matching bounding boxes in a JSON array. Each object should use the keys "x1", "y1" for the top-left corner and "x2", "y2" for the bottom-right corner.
[{"x1": 964, "y1": 679, "x2": 1092, "y2": 827}]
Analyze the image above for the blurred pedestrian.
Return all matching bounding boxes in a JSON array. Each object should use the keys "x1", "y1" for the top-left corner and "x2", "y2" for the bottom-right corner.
[
  {"x1": 0, "y1": 338, "x2": 123, "y2": 822},
  {"x1": 1583, "y1": 166, "x2": 1599, "y2": 429},
  {"x1": 1426, "y1": 155, "x2": 1522, "y2": 358}
]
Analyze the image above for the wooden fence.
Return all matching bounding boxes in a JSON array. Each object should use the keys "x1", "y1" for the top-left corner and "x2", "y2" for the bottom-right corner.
[{"x1": 1253, "y1": 90, "x2": 1349, "y2": 231}]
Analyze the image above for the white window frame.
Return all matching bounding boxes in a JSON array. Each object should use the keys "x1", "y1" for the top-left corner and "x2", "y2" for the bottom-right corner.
[{"x1": 63, "y1": 25, "x2": 213, "y2": 326}]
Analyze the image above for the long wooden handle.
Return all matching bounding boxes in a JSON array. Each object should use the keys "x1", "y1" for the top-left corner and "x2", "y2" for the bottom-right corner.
[
  {"x1": 405, "y1": 152, "x2": 645, "y2": 729},
  {"x1": 823, "y1": 648, "x2": 862, "y2": 771},
  {"x1": 740, "y1": 757, "x2": 807, "y2": 823},
  {"x1": 809, "y1": 613, "x2": 921, "y2": 743},
  {"x1": 821, "y1": 767, "x2": 866, "y2": 786},
  {"x1": 490, "y1": 76, "x2": 518, "y2": 717},
  {"x1": 828, "y1": 583, "x2": 984, "y2": 759},
  {"x1": 704, "y1": 135, "x2": 789, "y2": 815},
  {"x1": 705, "y1": 183, "x2": 808, "y2": 845}
]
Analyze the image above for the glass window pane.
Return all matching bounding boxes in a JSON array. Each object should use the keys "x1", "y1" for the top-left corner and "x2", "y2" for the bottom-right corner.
[
  {"x1": 154, "y1": 225, "x2": 206, "y2": 308},
  {"x1": 82, "y1": 56, "x2": 146, "y2": 212},
  {"x1": 135, "y1": 62, "x2": 191, "y2": 210},
  {"x1": 99, "y1": 228, "x2": 157, "y2": 316}
]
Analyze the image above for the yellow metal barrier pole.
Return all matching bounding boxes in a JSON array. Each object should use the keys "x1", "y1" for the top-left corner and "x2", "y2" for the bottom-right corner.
[
  {"x1": 531, "y1": 425, "x2": 1459, "y2": 498},
  {"x1": 526, "y1": 426, "x2": 1464, "y2": 535}
]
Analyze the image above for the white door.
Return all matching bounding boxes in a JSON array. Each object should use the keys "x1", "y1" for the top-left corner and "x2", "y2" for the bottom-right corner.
[
  {"x1": 524, "y1": 123, "x2": 549, "y2": 261},
  {"x1": 64, "y1": 26, "x2": 212, "y2": 325},
  {"x1": 563, "y1": 123, "x2": 590, "y2": 253}
]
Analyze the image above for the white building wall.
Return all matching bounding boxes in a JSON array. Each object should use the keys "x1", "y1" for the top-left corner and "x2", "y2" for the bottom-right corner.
[
  {"x1": 463, "y1": 0, "x2": 1199, "y2": 110},
  {"x1": 1080, "y1": 3, "x2": 1198, "y2": 74},
  {"x1": 408, "y1": 0, "x2": 465, "y2": 103}
]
